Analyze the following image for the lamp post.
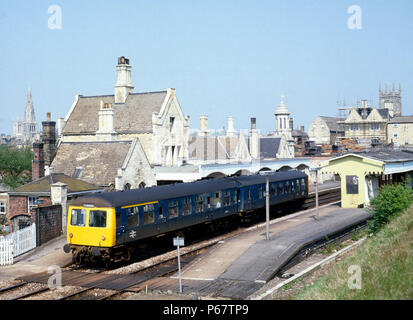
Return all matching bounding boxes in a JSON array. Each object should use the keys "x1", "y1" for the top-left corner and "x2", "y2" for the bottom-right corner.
[{"x1": 266, "y1": 175, "x2": 270, "y2": 240}]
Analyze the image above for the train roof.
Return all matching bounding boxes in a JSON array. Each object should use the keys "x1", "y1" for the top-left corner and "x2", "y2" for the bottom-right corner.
[
  {"x1": 69, "y1": 177, "x2": 238, "y2": 208},
  {"x1": 230, "y1": 170, "x2": 306, "y2": 186},
  {"x1": 68, "y1": 170, "x2": 307, "y2": 208}
]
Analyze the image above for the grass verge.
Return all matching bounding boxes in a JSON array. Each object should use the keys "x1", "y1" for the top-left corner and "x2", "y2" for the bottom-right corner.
[{"x1": 292, "y1": 206, "x2": 413, "y2": 300}]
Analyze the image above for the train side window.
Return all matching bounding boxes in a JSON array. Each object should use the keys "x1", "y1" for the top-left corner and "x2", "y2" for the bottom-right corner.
[
  {"x1": 89, "y1": 210, "x2": 107, "y2": 228},
  {"x1": 301, "y1": 178, "x2": 306, "y2": 188},
  {"x1": 195, "y1": 195, "x2": 204, "y2": 212},
  {"x1": 247, "y1": 188, "x2": 251, "y2": 200},
  {"x1": 214, "y1": 192, "x2": 221, "y2": 208},
  {"x1": 223, "y1": 191, "x2": 230, "y2": 206},
  {"x1": 286, "y1": 181, "x2": 290, "y2": 193},
  {"x1": 296, "y1": 179, "x2": 300, "y2": 191},
  {"x1": 70, "y1": 209, "x2": 86, "y2": 226},
  {"x1": 126, "y1": 207, "x2": 139, "y2": 227},
  {"x1": 271, "y1": 184, "x2": 276, "y2": 195},
  {"x1": 182, "y1": 198, "x2": 192, "y2": 216},
  {"x1": 278, "y1": 183, "x2": 284, "y2": 195},
  {"x1": 258, "y1": 186, "x2": 263, "y2": 199},
  {"x1": 143, "y1": 204, "x2": 155, "y2": 224},
  {"x1": 291, "y1": 181, "x2": 295, "y2": 192},
  {"x1": 168, "y1": 200, "x2": 179, "y2": 218},
  {"x1": 158, "y1": 206, "x2": 164, "y2": 219}
]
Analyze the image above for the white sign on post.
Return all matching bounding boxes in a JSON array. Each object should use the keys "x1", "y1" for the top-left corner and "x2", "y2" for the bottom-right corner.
[
  {"x1": 173, "y1": 236, "x2": 184, "y2": 293},
  {"x1": 173, "y1": 237, "x2": 184, "y2": 246}
]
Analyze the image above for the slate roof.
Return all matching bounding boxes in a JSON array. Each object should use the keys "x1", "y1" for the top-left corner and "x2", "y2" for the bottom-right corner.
[
  {"x1": 389, "y1": 116, "x2": 413, "y2": 123},
  {"x1": 63, "y1": 91, "x2": 167, "y2": 135},
  {"x1": 319, "y1": 116, "x2": 343, "y2": 133},
  {"x1": 10, "y1": 173, "x2": 101, "y2": 196},
  {"x1": 259, "y1": 137, "x2": 281, "y2": 159},
  {"x1": 353, "y1": 149, "x2": 413, "y2": 163},
  {"x1": 188, "y1": 136, "x2": 239, "y2": 160},
  {"x1": 51, "y1": 141, "x2": 133, "y2": 187}
]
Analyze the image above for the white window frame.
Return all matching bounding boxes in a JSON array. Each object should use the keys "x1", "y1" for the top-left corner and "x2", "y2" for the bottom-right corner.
[{"x1": 0, "y1": 201, "x2": 6, "y2": 215}]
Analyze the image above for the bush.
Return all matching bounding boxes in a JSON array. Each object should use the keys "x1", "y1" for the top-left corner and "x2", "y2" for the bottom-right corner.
[{"x1": 368, "y1": 183, "x2": 413, "y2": 233}]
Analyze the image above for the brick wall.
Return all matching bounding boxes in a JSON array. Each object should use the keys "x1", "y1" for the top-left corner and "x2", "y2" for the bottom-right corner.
[
  {"x1": 9, "y1": 196, "x2": 28, "y2": 218},
  {"x1": 31, "y1": 204, "x2": 62, "y2": 246}
]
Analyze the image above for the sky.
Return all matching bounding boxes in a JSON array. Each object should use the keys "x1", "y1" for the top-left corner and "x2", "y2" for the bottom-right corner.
[{"x1": 0, "y1": 0, "x2": 412, "y2": 135}]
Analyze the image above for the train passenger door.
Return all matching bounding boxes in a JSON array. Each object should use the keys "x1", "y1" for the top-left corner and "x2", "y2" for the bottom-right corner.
[{"x1": 116, "y1": 210, "x2": 127, "y2": 243}]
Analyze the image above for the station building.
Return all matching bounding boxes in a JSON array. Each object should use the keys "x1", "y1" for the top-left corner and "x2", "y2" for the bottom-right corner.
[{"x1": 320, "y1": 149, "x2": 413, "y2": 208}]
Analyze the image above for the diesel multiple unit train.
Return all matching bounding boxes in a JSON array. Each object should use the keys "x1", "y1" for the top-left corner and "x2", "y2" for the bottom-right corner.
[{"x1": 64, "y1": 170, "x2": 309, "y2": 264}]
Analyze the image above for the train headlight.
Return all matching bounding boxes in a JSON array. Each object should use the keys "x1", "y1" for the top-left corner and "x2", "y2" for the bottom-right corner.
[
  {"x1": 101, "y1": 235, "x2": 106, "y2": 241},
  {"x1": 69, "y1": 233, "x2": 73, "y2": 238}
]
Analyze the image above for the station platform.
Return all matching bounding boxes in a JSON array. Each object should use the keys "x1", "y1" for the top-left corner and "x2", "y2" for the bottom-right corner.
[{"x1": 173, "y1": 204, "x2": 370, "y2": 299}]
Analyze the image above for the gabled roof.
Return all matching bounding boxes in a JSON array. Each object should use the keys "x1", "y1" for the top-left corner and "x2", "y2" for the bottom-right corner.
[
  {"x1": 319, "y1": 116, "x2": 343, "y2": 132},
  {"x1": 51, "y1": 141, "x2": 134, "y2": 187},
  {"x1": 62, "y1": 91, "x2": 168, "y2": 135},
  {"x1": 9, "y1": 173, "x2": 101, "y2": 196},
  {"x1": 259, "y1": 137, "x2": 281, "y2": 159}
]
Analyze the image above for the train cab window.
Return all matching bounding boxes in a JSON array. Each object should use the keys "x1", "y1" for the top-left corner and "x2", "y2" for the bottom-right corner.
[
  {"x1": 168, "y1": 201, "x2": 179, "y2": 218},
  {"x1": 223, "y1": 191, "x2": 231, "y2": 206},
  {"x1": 89, "y1": 210, "x2": 107, "y2": 228},
  {"x1": 70, "y1": 209, "x2": 86, "y2": 226},
  {"x1": 195, "y1": 195, "x2": 204, "y2": 212},
  {"x1": 143, "y1": 204, "x2": 155, "y2": 224},
  {"x1": 126, "y1": 207, "x2": 139, "y2": 227},
  {"x1": 182, "y1": 198, "x2": 192, "y2": 216}
]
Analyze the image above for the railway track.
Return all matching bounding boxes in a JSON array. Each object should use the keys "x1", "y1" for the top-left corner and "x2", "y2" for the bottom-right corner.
[{"x1": 0, "y1": 187, "x2": 342, "y2": 300}]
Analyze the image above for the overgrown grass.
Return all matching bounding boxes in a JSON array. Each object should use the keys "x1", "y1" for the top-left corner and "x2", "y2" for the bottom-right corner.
[{"x1": 294, "y1": 206, "x2": 413, "y2": 300}]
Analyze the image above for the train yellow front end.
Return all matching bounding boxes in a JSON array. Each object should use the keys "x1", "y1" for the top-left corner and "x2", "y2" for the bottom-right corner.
[{"x1": 65, "y1": 205, "x2": 116, "y2": 264}]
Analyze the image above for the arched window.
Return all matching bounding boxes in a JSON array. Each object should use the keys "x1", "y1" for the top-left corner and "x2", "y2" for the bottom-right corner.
[
  {"x1": 124, "y1": 183, "x2": 131, "y2": 190},
  {"x1": 138, "y1": 182, "x2": 146, "y2": 188}
]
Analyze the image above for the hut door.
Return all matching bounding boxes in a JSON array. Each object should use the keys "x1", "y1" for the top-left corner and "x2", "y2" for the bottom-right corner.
[{"x1": 365, "y1": 176, "x2": 379, "y2": 205}]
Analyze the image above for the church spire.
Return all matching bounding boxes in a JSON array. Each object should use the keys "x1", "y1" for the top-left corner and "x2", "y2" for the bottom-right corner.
[{"x1": 24, "y1": 87, "x2": 36, "y2": 123}]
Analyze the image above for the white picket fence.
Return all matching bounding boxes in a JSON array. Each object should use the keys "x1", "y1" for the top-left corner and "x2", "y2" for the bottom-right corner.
[
  {"x1": 0, "y1": 224, "x2": 36, "y2": 265},
  {"x1": 0, "y1": 239, "x2": 13, "y2": 266}
]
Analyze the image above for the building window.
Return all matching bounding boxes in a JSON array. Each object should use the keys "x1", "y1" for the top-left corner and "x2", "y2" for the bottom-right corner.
[
  {"x1": 370, "y1": 123, "x2": 379, "y2": 131},
  {"x1": 28, "y1": 197, "x2": 38, "y2": 213},
  {"x1": 394, "y1": 133, "x2": 398, "y2": 138},
  {"x1": 0, "y1": 202, "x2": 5, "y2": 215},
  {"x1": 170, "y1": 117, "x2": 175, "y2": 132},
  {"x1": 350, "y1": 124, "x2": 359, "y2": 131}
]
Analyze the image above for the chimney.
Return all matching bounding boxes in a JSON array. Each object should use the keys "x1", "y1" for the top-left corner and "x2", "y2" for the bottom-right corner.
[
  {"x1": 32, "y1": 142, "x2": 45, "y2": 181},
  {"x1": 96, "y1": 100, "x2": 116, "y2": 140},
  {"x1": 249, "y1": 117, "x2": 260, "y2": 160},
  {"x1": 199, "y1": 115, "x2": 209, "y2": 136},
  {"x1": 42, "y1": 112, "x2": 56, "y2": 167},
  {"x1": 289, "y1": 117, "x2": 293, "y2": 131},
  {"x1": 114, "y1": 56, "x2": 134, "y2": 103},
  {"x1": 227, "y1": 116, "x2": 236, "y2": 137},
  {"x1": 300, "y1": 124, "x2": 305, "y2": 132},
  {"x1": 57, "y1": 117, "x2": 66, "y2": 138}
]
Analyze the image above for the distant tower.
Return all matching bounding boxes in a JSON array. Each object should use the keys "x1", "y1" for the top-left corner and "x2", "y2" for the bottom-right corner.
[
  {"x1": 13, "y1": 88, "x2": 38, "y2": 142},
  {"x1": 114, "y1": 56, "x2": 134, "y2": 103},
  {"x1": 379, "y1": 83, "x2": 402, "y2": 117},
  {"x1": 274, "y1": 95, "x2": 292, "y2": 137}
]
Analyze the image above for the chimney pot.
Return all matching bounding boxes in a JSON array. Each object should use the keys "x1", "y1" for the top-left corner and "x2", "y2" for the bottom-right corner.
[
  {"x1": 251, "y1": 117, "x2": 256, "y2": 130},
  {"x1": 46, "y1": 112, "x2": 51, "y2": 121}
]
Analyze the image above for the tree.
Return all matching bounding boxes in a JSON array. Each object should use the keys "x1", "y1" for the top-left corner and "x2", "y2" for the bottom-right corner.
[{"x1": 0, "y1": 145, "x2": 32, "y2": 189}]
